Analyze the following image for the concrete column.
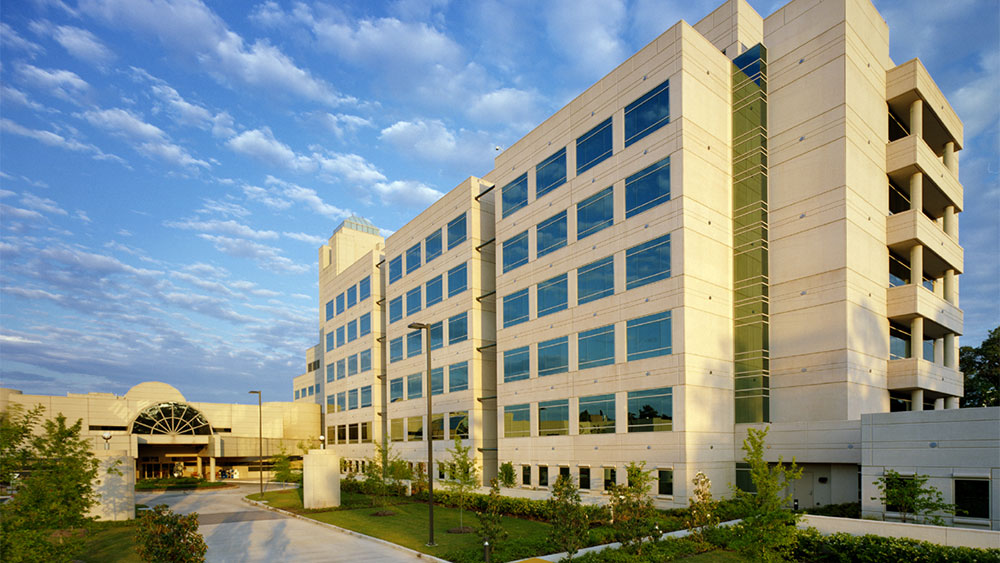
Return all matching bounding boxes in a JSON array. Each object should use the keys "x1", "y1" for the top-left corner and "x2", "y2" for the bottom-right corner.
[
  {"x1": 944, "y1": 269, "x2": 956, "y2": 305},
  {"x1": 909, "y1": 99, "x2": 923, "y2": 139},
  {"x1": 88, "y1": 451, "x2": 136, "y2": 521},
  {"x1": 911, "y1": 389, "x2": 924, "y2": 411},
  {"x1": 909, "y1": 172, "x2": 923, "y2": 212},
  {"x1": 911, "y1": 317, "x2": 924, "y2": 361},
  {"x1": 196, "y1": 456, "x2": 203, "y2": 478},
  {"x1": 909, "y1": 245, "x2": 923, "y2": 287},
  {"x1": 944, "y1": 333, "x2": 956, "y2": 368},
  {"x1": 946, "y1": 396, "x2": 960, "y2": 409},
  {"x1": 303, "y1": 449, "x2": 340, "y2": 509},
  {"x1": 943, "y1": 205, "x2": 957, "y2": 237},
  {"x1": 943, "y1": 141, "x2": 956, "y2": 173},
  {"x1": 209, "y1": 457, "x2": 216, "y2": 482},
  {"x1": 933, "y1": 398, "x2": 945, "y2": 410},
  {"x1": 934, "y1": 338, "x2": 944, "y2": 365}
]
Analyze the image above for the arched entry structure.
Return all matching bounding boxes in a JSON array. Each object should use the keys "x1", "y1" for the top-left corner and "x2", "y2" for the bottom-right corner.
[
  {"x1": 130, "y1": 402, "x2": 213, "y2": 436},
  {"x1": 130, "y1": 401, "x2": 216, "y2": 479}
]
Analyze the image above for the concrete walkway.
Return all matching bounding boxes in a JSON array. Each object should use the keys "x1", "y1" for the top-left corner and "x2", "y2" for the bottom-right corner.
[{"x1": 136, "y1": 482, "x2": 424, "y2": 562}]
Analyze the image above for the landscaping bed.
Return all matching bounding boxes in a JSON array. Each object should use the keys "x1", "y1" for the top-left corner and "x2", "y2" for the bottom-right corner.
[{"x1": 135, "y1": 477, "x2": 234, "y2": 491}]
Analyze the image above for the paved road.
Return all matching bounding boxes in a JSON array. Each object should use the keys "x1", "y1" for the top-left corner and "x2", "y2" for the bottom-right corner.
[{"x1": 136, "y1": 483, "x2": 424, "y2": 563}]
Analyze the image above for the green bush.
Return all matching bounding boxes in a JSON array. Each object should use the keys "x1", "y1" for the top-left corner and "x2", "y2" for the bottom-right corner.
[
  {"x1": 793, "y1": 529, "x2": 1000, "y2": 563},
  {"x1": 135, "y1": 504, "x2": 207, "y2": 563},
  {"x1": 572, "y1": 537, "x2": 704, "y2": 562},
  {"x1": 801, "y1": 502, "x2": 861, "y2": 519}
]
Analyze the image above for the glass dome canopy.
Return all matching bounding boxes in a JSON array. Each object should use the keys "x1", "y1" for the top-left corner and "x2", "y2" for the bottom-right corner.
[{"x1": 130, "y1": 402, "x2": 212, "y2": 435}]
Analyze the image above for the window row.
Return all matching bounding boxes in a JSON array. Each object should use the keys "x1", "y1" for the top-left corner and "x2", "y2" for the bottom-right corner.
[
  {"x1": 502, "y1": 156, "x2": 671, "y2": 274},
  {"x1": 503, "y1": 234, "x2": 670, "y2": 328},
  {"x1": 389, "y1": 313, "x2": 469, "y2": 363},
  {"x1": 516, "y1": 465, "x2": 673, "y2": 495},
  {"x1": 503, "y1": 387, "x2": 672, "y2": 438},
  {"x1": 325, "y1": 312, "x2": 373, "y2": 352},
  {"x1": 502, "y1": 310, "x2": 671, "y2": 382},
  {"x1": 388, "y1": 361, "x2": 470, "y2": 402},
  {"x1": 327, "y1": 384, "x2": 374, "y2": 413},
  {"x1": 500, "y1": 78, "x2": 669, "y2": 220},
  {"x1": 389, "y1": 411, "x2": 470, "y2": 442},
  {"x1": 388, "y1": 262, "x2": 468, "y2": 323},
  {"x1": 325, "y1": 349, "x2": 373, "y2": 382},
  {"x1": 294, "y1": 384, "x2": 318, "y2": 400},
  {"x1": 388, "y1": 213, "x2": 468, "y2": 284},
  {"x1": 325, "y1": 276, "x2": 372, "y2": 321},
  {"x1": 328, "y1": 421, "x2": 373, "y2": 445}
]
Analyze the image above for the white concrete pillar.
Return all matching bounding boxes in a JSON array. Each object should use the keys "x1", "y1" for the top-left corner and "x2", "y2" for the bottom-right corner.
[
  {"x1": 943, "y1": 141, "x2": 956, "y2": 173},
  {"x1": 933, "y1": 398, "x2": 945, "y2": 410},
  {"x1": 911, "y1": 317, "x2": 924, "y2": 361},
  {"x1": 946, "y1": 396, "x2": 960, "y2": 409},
  {"x1": 196, "y1": 456, "x2": 203, "y2": 478},
  {"x1": 909, "y1": 172, "x2": 923, "y2": 212},
  {"x1": 909, "y1": 99, "x2": 923, "y2": 139},
  {"x1": 88, "y1": 451, "x2": 136, "y2": 521},
  {"x1": 303, "y1": 449, "x2": 341, "y2": 509},
  {"x1": 909, "y1": 245, "x2": 923, "y2": 287},
  {"x1": 911, "y1": 389, "x2": 924, "y2": 411},
  {"x1": 934, "y1": 338, "x2": 944, "y2": 365},
  {"x1": 944, "y1": 205, "x2": 957, "y2": 238},
  {"x1": 209, "y1": 457, "x2": 216, "y2": 482},
  {"x1": 944, "y1": 333, "x2": 956, "y2": 368},
  {"x1": 944, "y1": 269, "x2": 956, "y2": 305}
]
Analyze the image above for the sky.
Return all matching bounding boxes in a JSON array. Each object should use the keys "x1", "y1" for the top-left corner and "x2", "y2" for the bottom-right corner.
[{"x1": 1, "y1": 0, "x2": 997, "y2": 405}]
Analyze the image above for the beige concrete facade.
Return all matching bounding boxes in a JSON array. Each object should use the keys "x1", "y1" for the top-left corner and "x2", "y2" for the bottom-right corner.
[{"x1": 294, "y1": 0, "x2": 990, "y2": 526}]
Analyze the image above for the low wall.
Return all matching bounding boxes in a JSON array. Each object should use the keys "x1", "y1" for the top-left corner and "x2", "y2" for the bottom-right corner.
[{"x1": 799, "y1": 514, "x2": 1000, "y2": 549}]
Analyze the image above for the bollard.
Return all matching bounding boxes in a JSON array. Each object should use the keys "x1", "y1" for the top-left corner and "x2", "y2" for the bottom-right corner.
[{"x1": 484, "y1": 540, "x2": 491, "y2": 563}]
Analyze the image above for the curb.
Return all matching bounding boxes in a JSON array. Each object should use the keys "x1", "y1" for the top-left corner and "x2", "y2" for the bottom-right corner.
[{"x1": 242, "y1": 496, "x2": 449, "y2": 563}]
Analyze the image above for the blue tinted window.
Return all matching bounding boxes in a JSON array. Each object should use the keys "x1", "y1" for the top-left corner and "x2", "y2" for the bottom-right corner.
[
  {"x1": 504, "y1": 346, "x2": 530, "y2": 382},
  {"x1": 626, "y1": 234, "x2": 670, "y2": 290},
  {"x1": 536, "y1": 148, "x2": 566, "y2": 199},
  {"x1": 502, "y1": 173, "x2": 529, "y2": 218},
  {"x1": 407, "y1": 373, "x2": 422, "y2": 400},
  {"x1": 337, "y1": 358, "x2": 346, "y2": 380},
  {"x1": 387, "y1": 296, "x2": 403, "y2": 323},
  {"x1": 504, "y1": 403, "x2": 530, "y2": 438},
  {"x1": 537, "y1": 336, "x2": 569, "y2": 377},
  {"x1": 348, "y1": 354, "x2": 358, "y2": 376},
  {"x1": 538, "y1": 399, "x2": 569, "y2": 436},
  {"x1": 360, "y1": 349, "x2": 372, "y2": 372},
  {"x1": 325, "y1": 332, "x2": 334, "y2": 352},
  {"x1": 448, "y1": 312, "x2": 468, "y2": 344},
  {"x1": 577, "y1": 186, "x2": 614, "y2": 239},
  {"x1": 425, "y1": 229, "x2": 442, "y2": 263},
  {"x1": 406, "y1": 287, "x2": 422, "y2": 316},
  {"x1": 448, "y1": 263, "x2": 467, "y2": 297},
  {"x1": 390, "y1": 377, "x2": 403, "y2": 402},
  {"x1": 359, "y1": 312, "x2": 371, "y2": 336},
  {"x1": 536, "y1": 211, "x2": 567, "y2": 258},
  {"x1": 502, "y1": 230, "x2": 529, "y2": 273},
  {"x1": 447, "y1": 213, "x2": 467, "y2": 249},
  {"x1": 537, "y1": 273, "x2": 568, "y2": 317},
  {"x1": 348, "y1": 388, "x2": 358, "y2": 410},
  {"x1": 406, "y1": 243, "x2": 421, "y2": 274},
  {"x1": 325, "y1": 300, "x2": 334, "y2": 321},
  {"x1": 430, "y1": 321, "x2": 444, "y2": 350},
  {"x1": 579, "y1": 324, "x2": 615, "y2": 369},
  {"x1": 449, "y1": 361, "x2": 468, "y2": 392},
  {"x1": 337, "y1": 392, "x2": 345, "y2": 411},
  {"x1": 390, "y1": 337, "x2": 404, "y2": 363},
  {"x1": 347, "y1": 320, "x2": 357, "y2": 342},
  {"x1": 627, "y1": 311, "x2": 672, "y2": 361},
  {"x1": 336, "y1": 293, "x2": 345, "y2": 315},
  {"x1": 360, "y1": 385, "x2": 372, "y2": 408},
  {"x1": 625, "y1": 157, "x2": 670, "y2": 218},
  {"x1": 347, "y1": 285, "x2": 357, "y2": 309},
  {"x1": 625, "y1": 79, "x2": 669, "y2": 147},
  {"x1": 503, "y1": 288, "x2": 529, "y2": 328},
  {"x1": 407, "y1": 330, "x2": 422, "y2": 358},
  {"x1": 389, "y1": 256, "x2": 403, "y2": 284},
  {"x1": 578, "y1": 255, "x2": 615, "y2": 304},
  {"x1": 426, "y1": 275, "x2": 443, "y2": 307},
  {"x1": 295, "y1": 390, "x2": 299, "y2": 399},
  {"x1": 576, "y1": 117, "x2": 613, "y2": 174},
  {"x1": 578, "y1": 393, "x2": 615, "y2": 434},
  {"x1": 326, "y1": 364, "x2": 335, "y2": 382},
  {"x1": 627, "y1": 387, "x2": 672, "y2": 432},
  {"x1": 336, "y1": 326, "x2": 345, "y2": 347},
  {"x1": 358, "y1": 276, "x2": 371, "y2": 301},
  {"x1": 431, "y1": 367, "x2": 444, "y2": 396}
]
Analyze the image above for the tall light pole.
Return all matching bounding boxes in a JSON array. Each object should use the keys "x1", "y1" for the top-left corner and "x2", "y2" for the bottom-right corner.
[
  {"x1": 408, "y1": 322, "x2": 435, "y2": 547},
  {"x1": 249, "y1": 390, "x2": 263, "y2": 497}
]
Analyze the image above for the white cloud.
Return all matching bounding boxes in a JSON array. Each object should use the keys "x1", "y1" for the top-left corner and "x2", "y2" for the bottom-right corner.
[
  {"x1": 2, "y1": 86, "x2": 53, "y2": 113},
  {"x1": 227, "y1": 128, "x2": 314, "y2": 171},
  {"x1": 165, "y1": 218, "x2": 278, "y2": 240},
  {"x1": 242, "y1": 184, "x2": 292, "y2": 210},
  {"x1": 76, "y1": 210, "x2": 92, "y2": 222},
  {"x1": 380, "y1": 118, "x2": 494, "y2": 168},
  {"x1": 949, "y1": 51, "x2": 1000, "y2": 141},
  {"x1": 79, "y1": 107, "x2": 209, "y2": 168},
  {"x1": 17, "y1": 65, "x2": 90, "y2": 101},
  {"x1": 197, "y1": 234, "x2": 309, "y2": 274},
  {"x1": 321, "y1": 112, "x2": 374, "y2": 139},
  {"x1": 0, "y1": 118, "x2": 124, "y2": 163},
  {"x1": 371, "y1": 179, "x2": 443, "y2": 208},
  {"x1": 283, "y1": 231, "x2": 326, "y2": 245},
  {"x1": 544, "y1": 0, "x2": 627, "y2": 80},
  {"x1": 314, "y1": 152, "x2": 386, "y2": 184},
  {"x1": 20, "y1": 193, "x2": 68, "y2": 216},
  {"x1": 196, "y1": 198, "x2": 249, "y2": 218},
  {"x1": 30, "y1": 21, "x2": 115, "y2": 66},
  {"x1": 466, "y1": 87, "x2": 544, "y2": 130},
  {"x1": 265, "y1": 176, "x2": 351, "y2": 220},
  {"x1": 0, "y1": 204, "x2": 45, "y2": 221},
  {"x1": 1, "y1": 23, "x2": 44, "y2": 56}
]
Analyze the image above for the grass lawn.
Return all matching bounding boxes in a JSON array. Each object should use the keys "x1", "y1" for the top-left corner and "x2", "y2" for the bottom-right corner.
[
  {"x1": 677, "y1": 550, "x2": 750, "y2": 562},
  {"x1": 79, "y1": 522, "x2": 141, "y2": 563}
]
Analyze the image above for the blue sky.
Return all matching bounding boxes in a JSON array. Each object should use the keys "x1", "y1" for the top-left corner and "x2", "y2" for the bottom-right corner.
[{"x1": 1, "y1": 0, "x2": 997, "y2": 404}]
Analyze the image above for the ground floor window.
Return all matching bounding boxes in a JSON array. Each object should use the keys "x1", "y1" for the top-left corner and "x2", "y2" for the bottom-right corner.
[
  {"x1": 658, "y1": 469, "x2": 673, "y2": 496},
  {"x1": 955, "y1": 479, "x2": 990, "y2": 519},
  {"x1": 579, "y1": 467, "x2": 591, "y2": 490},
  {"x1": 539, "y1": 466, "x2": 549, "y2": 488},
  {"x1": 522, "y1": 465, "x2": 531, "y2": 486},
  {"x1": 604, "y1": 467, "x2": 616, "y2": 490}
]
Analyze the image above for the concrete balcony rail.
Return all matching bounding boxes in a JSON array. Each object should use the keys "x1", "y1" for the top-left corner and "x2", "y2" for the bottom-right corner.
[
  {"x1": 886, "y1": 283, "x2": 963, "y2": 336},
  {"x1": 886, "y1": 136, "x2": 963, "y2": 213},
  {"x1": 887, "y1": 59, "x2": 964, "y2": 151},
  {"x1": 887, "y1": 209, "x2": 963, "y2": 276},
  {"x1": 887, "y1": 358, "x2": 963, "y2": 396}
]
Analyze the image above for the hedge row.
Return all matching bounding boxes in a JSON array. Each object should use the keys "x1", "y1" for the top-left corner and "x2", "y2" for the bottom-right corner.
[{"x1": 793, "y1": 530, "x2": 1000, "y2": 563}]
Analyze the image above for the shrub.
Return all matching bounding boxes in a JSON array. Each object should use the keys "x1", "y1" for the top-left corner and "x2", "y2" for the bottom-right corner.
[
  {"x1": 548, "y1": 474, "x2": 588, "y2": 559},
  {"x1": 685, "y1": 471, "x2": 719, "y2": 544},
  {"x1": 793, "y1": 528, "x2": 1000, "y2": 563},
  {"x1": 135, "y1": 504, "x2": 207, "y2": 563},
  {"x1": 608, "y1": 461, "x2": 659, "y2": 553},
  {"x1": 476, "y1": 479, "x2": 508, "y2": 556},
  {"x1": 271, "y1": 447, "x2": 301, "y2": 485},
  {"x1": 802, "y1": 502, "x2": 861, "y2": 519},
  {"x1": 498, "y1": 461, "x2": 517, "y2": 488}
]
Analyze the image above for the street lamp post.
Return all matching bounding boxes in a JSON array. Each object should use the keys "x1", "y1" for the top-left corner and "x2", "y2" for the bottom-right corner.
[
  {"x1": 409, "y1": 322, "x2": 435, "y2": 547},
  {"x1": 249, "y1": 390, "x2": 263, "y2": 497}
]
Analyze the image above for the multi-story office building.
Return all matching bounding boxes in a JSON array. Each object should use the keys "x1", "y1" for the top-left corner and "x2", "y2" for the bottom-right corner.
[{"x1": 295, "y1": 0, "x2": 996, "y2": 529}]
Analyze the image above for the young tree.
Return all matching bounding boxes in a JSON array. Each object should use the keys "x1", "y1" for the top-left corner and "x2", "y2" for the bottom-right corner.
[
  {"x1": 363, "y1": 439, "x2": 410, "y2": 514},
  {"x1": 960, "y1": 326, "x2": 999, "y2": 407},
  {"x1": 477, "y1": 479, "x2": 508, "y2": 556},
  {"x1": 686, "y1": 471, "x2": 719, "y2": 545},
  {"x1": 135, "y1": 504, "x2": 208, "y2": 563},
  {"x1": 271, "y1": 446, "x2": 300, "y2": 485},
  {"x1": 872, "y1": 470, "x2": 955, "y2": 525},
  {"x1": 729, "y1": 426, "x2": 803, "y2": 563},
  {"x1": 440, "y1": 435, "x2": 479, "y2": 532},
  {"x1": 548, "y1": 473, "x2": 588, "y2": 560},
  {"x1": 498, "y1": 461, "x2": 517, "y2": 488},
  {"x1": 608, "y1": 461, "x2": 659, "y2": 552},
  {"x1": 0, "y1": 403, "x2": 43, "y2": 489}
]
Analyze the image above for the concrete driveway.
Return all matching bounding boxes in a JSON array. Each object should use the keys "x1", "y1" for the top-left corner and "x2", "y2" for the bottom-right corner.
[{"x1": 136, "y1": 482, "x2": 424, "y2": 563}]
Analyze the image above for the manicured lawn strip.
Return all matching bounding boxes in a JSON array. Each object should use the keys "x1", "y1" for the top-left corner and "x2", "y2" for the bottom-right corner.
[
  {"x1": 248, "y1": 488, "x2": 375, "y2": 511},
  {"x1": 135, "y1": 477, "x2": 233, "y2": 491},
  {"x1": 79, "y1": 521, "x2": 142, "y2": 563}
]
